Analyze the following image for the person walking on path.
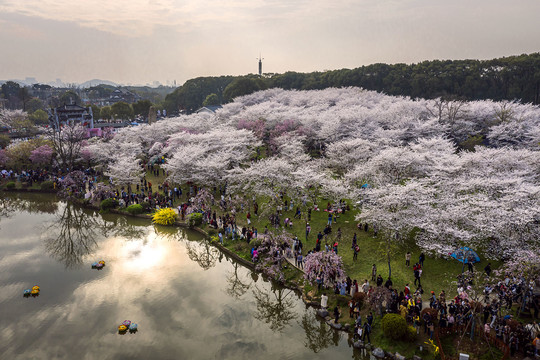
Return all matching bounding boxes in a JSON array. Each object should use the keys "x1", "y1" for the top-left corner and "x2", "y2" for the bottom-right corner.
[
  {"x1": 419, "y1": 253, "x2": 425, "y2": 267},
  {"x1": 297, "y1": 253, "x2": 304, "y2": 269},
  {"x1": 414, "y1": 266, "x2": 421, "y2": 287},
  {"x1": 371, "y1": 264, "x2": 377, "y2": 281},
  {"x1": 362, "y1": 322, "x2": 371, "y2": 344},
  {"x1": 333, "y1": 306, "x2": 340, "y2": 324},
  {"x1": 305, "y1": 223, "x2": 311, "y2": 241},
  {"x1": 406, "y1": 251, "x2": 411, "y2": 267},
  {"x1": 484, "y1": 262, "x2": 492, "y2": 276}
]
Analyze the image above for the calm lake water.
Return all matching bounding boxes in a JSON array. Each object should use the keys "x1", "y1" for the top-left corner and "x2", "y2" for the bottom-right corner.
[{"x1": 0, "y1": 193, "x2": 367, "y2": 360}]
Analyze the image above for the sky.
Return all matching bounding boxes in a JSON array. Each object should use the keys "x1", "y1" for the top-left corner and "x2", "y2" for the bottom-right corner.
[{"x1": 1, "y1": 0, "x2": 539, "y2": 86}]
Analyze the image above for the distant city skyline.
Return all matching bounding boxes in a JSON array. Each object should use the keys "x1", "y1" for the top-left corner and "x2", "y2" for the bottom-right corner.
[
  {"x1": 0, "y1": 76, "x2": 175, "y2": 88},
  {"x1": 1, "y1": 0, "x2": 539, "y2": 86}
]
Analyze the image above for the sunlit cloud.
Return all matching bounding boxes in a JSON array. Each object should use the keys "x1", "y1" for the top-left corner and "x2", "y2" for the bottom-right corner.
[{"x1": 0, "y1": 0, "x2": 328, "y2": 37}]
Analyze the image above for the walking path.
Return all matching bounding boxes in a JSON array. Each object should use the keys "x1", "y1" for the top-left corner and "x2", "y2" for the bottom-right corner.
[{"x1": 285, "y1": 254, "x2": 305, "y2": 274}]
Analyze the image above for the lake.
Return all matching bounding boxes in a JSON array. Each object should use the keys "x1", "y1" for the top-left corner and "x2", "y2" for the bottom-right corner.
[{"x1": 0, "y1": 193, "x2": 367, "y2": 359}]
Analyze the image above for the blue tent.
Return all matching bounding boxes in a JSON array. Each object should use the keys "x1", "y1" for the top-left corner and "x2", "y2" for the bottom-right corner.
[{"x1": 450, "y1": 247, "x2": 480, "y2": 264}]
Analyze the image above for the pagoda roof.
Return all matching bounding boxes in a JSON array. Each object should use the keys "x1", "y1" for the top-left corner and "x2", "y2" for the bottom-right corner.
[{"x1": 56, "y1": 103, "x2": 88, "y2": 111}]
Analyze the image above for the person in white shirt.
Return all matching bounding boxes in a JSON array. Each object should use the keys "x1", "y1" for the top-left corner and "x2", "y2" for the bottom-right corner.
[{"x1": 321, "y1": 293, "x2": 328, "y2": 309}]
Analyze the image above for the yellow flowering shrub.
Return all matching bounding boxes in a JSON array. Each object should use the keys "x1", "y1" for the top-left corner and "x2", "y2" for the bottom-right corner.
[{"x1": 152, "y1": 208, "x2": 177, "y2": 226}]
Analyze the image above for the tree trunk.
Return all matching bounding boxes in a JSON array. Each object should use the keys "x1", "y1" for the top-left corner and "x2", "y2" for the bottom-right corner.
[{"x1": 387, "y1": 252, "x2": 392, "y2": 279}]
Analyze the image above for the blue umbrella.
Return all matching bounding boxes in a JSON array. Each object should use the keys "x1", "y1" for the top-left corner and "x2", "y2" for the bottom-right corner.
[{"x1": 450, "y1": 247, "x2": 480, "y2": 264}]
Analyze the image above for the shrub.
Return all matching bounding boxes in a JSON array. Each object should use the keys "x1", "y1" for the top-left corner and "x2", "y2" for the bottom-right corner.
[
  {"x1": 6, "y1": 181, "x2": 16, "y2": 189},
  {"x1": 100, "y1": 198, "x2": 119, "y2": 211},
  {"x1": 381, "y1": 313, "x2": 410, "y2": 340},
  {"x1": 207, "y1": 228, "x2": 218, "y2": 236},
  {"x1": 140, "y1": 201, "x2": 151, "y2": 212},
  {"x1": 153, "y1": 208, "x2": 177, "y2": 226},
  {"x1": 406, "y1": 325, "x2": 417, "y2": 341},
  {"x1": 126, "y1": 204, "x2": 144, "y2": 215},
  {"x1": 187, "y1": 212, "x2": 203, "y2": 227},
  {"x1": 40, "y1": 181, "x2": 54, "y2": 190}
]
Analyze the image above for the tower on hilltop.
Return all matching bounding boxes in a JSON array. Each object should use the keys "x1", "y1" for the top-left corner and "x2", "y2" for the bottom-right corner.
[{"x1": 258, "y1": 54, "x2": 264, "y2": 77}]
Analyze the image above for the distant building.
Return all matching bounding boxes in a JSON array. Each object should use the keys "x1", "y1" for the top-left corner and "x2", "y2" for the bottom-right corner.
[
  {"x1": 108, "y1": 88, "x2": 141, "y2": 104},
  {"x1": 195, "y1": 105, "x2": 223, "y2": 114},
  {"x1": 48, "y1": 103, "x2": 94, "y2": 129}
]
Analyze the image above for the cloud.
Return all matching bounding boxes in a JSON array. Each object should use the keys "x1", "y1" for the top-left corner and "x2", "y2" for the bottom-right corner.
[{"x1": 0, "y1": 0, "x2": 319, "y2": 37}]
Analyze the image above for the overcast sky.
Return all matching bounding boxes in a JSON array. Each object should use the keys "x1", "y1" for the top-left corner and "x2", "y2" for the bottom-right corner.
[{"x1": 1, "y1": 0, "x2": 539, "y2": 86}]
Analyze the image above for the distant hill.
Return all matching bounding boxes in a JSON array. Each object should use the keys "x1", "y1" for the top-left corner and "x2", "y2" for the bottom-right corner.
[
  {"x1": 163, "y1": 53, "x2": 540, "y2": 114},
  {"x1": 79, "y1": 79, "x2": 119, "y2": 88}
]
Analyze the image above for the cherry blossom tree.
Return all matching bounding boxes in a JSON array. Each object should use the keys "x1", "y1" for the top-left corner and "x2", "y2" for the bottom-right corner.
[
  {"x1": 105, "y1": 155, "x2": 144, "y2": 186},
  {"x1": 254, "y1": 232, "x2": 291, "y2": 282},
  {"x1": 0, "y1": 149, "x2": 8, "y2": 166},
  {"x1": 163, "y1": 126, "x2": 260, "y2": 187},
  {"x1": 90, "y1": 183, "x2": 115, "y2": 204},
  {"x1": 57, "y1": 171, "x2": 86, "y2": 200},
  {"x1": 303, "y1": 251, "x2": 345, "y2": 288},
  {"x1": 84, "y1": 86, "x2": 540, "y2": 264},
  {"x1": 185, "y1": 188, "x2": 215, "y2": 215},
  {"x1": 29, "y1": 145, "x2": 53, "y2": 166}
]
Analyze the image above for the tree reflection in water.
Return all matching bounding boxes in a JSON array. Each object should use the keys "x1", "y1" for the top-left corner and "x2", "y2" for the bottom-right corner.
[
  {"x1": 299, "y1": 310, "x2": 339, "y2": 353},
  {"x1": 185, "y1": 239, "x2": 219, "y2": 270},
  {"x1": 151, "y1": 224, "x2": 181, "y2": 241},
  {"x1": 252, "y1": 284, "x2": 296, "y2": 332},
  {"x1": 0, "y1": 194, "x2": 59, "y2": 224},
  {"x1": 98, "y1": 213, "x2": 147, "y2": 239},
  {"x1": 0, "y1": 196, "x2": 14, "y2": 220},
  {"x1": 226, "y1": 262, "x2": 251, "y2": 298},
  {"x1": 43, "y1": 204, "x2": 100, "y2": 268}
]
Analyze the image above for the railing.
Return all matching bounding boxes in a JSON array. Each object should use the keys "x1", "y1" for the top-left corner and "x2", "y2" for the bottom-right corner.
[{"x1": 434, "y1": 328, "x2": 446, "y2": 360}]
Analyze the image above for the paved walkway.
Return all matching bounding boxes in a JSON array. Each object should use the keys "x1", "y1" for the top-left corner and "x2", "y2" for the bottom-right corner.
[{"x1": 284, "y1": 254, "x2": 305, "y2": 274}]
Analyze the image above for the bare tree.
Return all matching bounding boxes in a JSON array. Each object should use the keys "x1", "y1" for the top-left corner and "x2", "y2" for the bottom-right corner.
[{"x1": 47, "y1": 123, "x2": 87, "y2": 169}]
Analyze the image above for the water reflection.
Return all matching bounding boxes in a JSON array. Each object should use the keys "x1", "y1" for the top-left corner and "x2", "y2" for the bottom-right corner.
[
  {"x1": 226, "y1": 262, "x2": 251, "y2": 298},
  {"x1": 100, "y1": 213, "x2": 147, "y2": 239},
  {"x1": 253, "y1": 284, "x2": 296, "y2": 332},
  {"x1": 151, "y1": 224, "x2": 181, "y2": 241},
  {"x1": 300, "y1": 310, "x2": 338, "y2": 353},
  {"x1": 43, "y1": 204, "x2": 99, "y2": 268},
  {"x1": 185, "y1": 239, "x2": 219, "y2": 270},
  {"x1": 0, "y1": 193, "x2": 59, "y2": 216}
]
